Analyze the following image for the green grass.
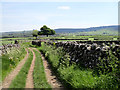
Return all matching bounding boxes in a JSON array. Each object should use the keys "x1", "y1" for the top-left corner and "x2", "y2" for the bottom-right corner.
[
  {"x1": 113, "y1": 38, "x2": 117, "y2": 40},
  {"x1": 0, "y1": 35, "x2": 118, "y2": 43},
  {"x1": 2, "y1": 55, "x2": 14, "y2": 81},
  {"x1": 2, "y1": 37, "x2": 28, "y2": 40},
  {"x1": 37, "y1": 35, "x2": 118, "y2": 41},
  {"x1": 33, "y1": 49, "x2": 51, "y2": 89},
  {"x1": 2, "y1": 46, "x2": 26, "y2": 81},
  {"x1": 59, "y1": 66, "x2": 98, "y2": 88},
  {"x1": 88, "y1": 38, "x2": 94, "y2": 41},
  {"x1": 9, "y1": 49, "x2": 33, "y2": 88},
  {"x1": 38, "y1": 42, "x2": 119, "y2": 89},
  {"x1": 1, "y1": 40, "x2": 14, "y2": 45}
]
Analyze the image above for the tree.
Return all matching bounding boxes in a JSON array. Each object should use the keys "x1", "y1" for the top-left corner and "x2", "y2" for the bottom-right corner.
[
  {"x1": 38, "y1": 25, "x2": 55, "y2": 37},
  {"x1": 32, "y1": 30, "x2": 38, "y2": 39}
]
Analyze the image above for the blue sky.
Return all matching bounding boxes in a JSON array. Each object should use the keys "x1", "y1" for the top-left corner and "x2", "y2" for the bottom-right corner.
[{"x1": 1, "y1": 1, "x2": 118, "y2": 32}]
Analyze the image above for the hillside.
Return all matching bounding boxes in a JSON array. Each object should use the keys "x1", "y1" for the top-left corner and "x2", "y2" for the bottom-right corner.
[
  {"x1": 1, "y1": 25, "x2": 118, "y2": 38},
  {"x1": 55, "y1": 25, "x2": 118, "y2": 33},
  {"x1": 1, "y1": 31, "x2": 32, "y2": 38}
]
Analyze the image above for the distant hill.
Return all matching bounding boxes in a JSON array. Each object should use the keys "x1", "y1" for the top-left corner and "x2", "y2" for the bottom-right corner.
[
  {"x1": 1, "y1": 25, "x2": 119, "y2": 38},
  {"x1": 55, "y1": 25, "x2": 118, "y2": 33},
  {"x1": 1, "y1": 31, "x2": 32, "y2": 38}
]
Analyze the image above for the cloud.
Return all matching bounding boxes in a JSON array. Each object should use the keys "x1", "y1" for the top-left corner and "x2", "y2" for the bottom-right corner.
[{"x1": 57, "y1": 6, "x2": 70, "y2": 10}]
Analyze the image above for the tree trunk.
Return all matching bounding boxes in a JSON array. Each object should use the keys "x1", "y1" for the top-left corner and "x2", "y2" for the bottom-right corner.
[{"x1": 47, "y1": 35, "x2": 48, "y2": 37}]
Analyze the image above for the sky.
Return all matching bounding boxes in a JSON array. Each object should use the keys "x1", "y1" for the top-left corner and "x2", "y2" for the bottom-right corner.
[{"x1": 0, "y1": 0, "x2": 118, "y2": 32}]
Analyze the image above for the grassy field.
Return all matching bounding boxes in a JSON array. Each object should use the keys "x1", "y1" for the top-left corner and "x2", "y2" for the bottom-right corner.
[
  {"x1": 0, "y1": 35, "x2": 118, "y2": 43},
  {"x1": 37, "y1": 35, "x2": 118, "y2": 41}
]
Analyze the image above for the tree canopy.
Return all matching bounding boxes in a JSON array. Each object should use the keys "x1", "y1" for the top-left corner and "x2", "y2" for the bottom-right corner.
[
  {"x1": 38, "y1": 25, "x2": 55, "y2": 37},
  {"x1": 32, "y1": 30, "x2": 38, "y2": 39}
]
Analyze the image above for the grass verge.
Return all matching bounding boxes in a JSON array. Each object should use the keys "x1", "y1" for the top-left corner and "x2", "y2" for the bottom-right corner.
[
  {"x1": 9, "y1": 49, "x2": 33, "y2": 88},
  {"x1": 33, "y1": 49, "x2": 51, "y2": 89},
  {"x1": 2, "y1": 46, "x2": 26, "y2": 81}
]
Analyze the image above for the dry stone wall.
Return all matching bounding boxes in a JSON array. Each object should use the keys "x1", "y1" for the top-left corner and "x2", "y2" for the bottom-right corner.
[{"x1": 45, "y1": 40, "x2": 120, "y2": 69}]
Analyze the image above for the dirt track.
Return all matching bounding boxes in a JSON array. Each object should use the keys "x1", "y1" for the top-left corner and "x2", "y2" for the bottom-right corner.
[{"x1": 2, "y1": 47, "x2": 64, "y2": 89}]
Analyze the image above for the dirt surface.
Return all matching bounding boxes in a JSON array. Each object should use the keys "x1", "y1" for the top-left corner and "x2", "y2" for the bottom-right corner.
[
  {"x1": 25, "y1": 48, "x2": 36, "y2": 88},
  {"x1": 2, "y1": 48, "x2": 29, "y2": 88},
  {"x1": 33, "y1": 48, "x2": 64, "y2": 89}
]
